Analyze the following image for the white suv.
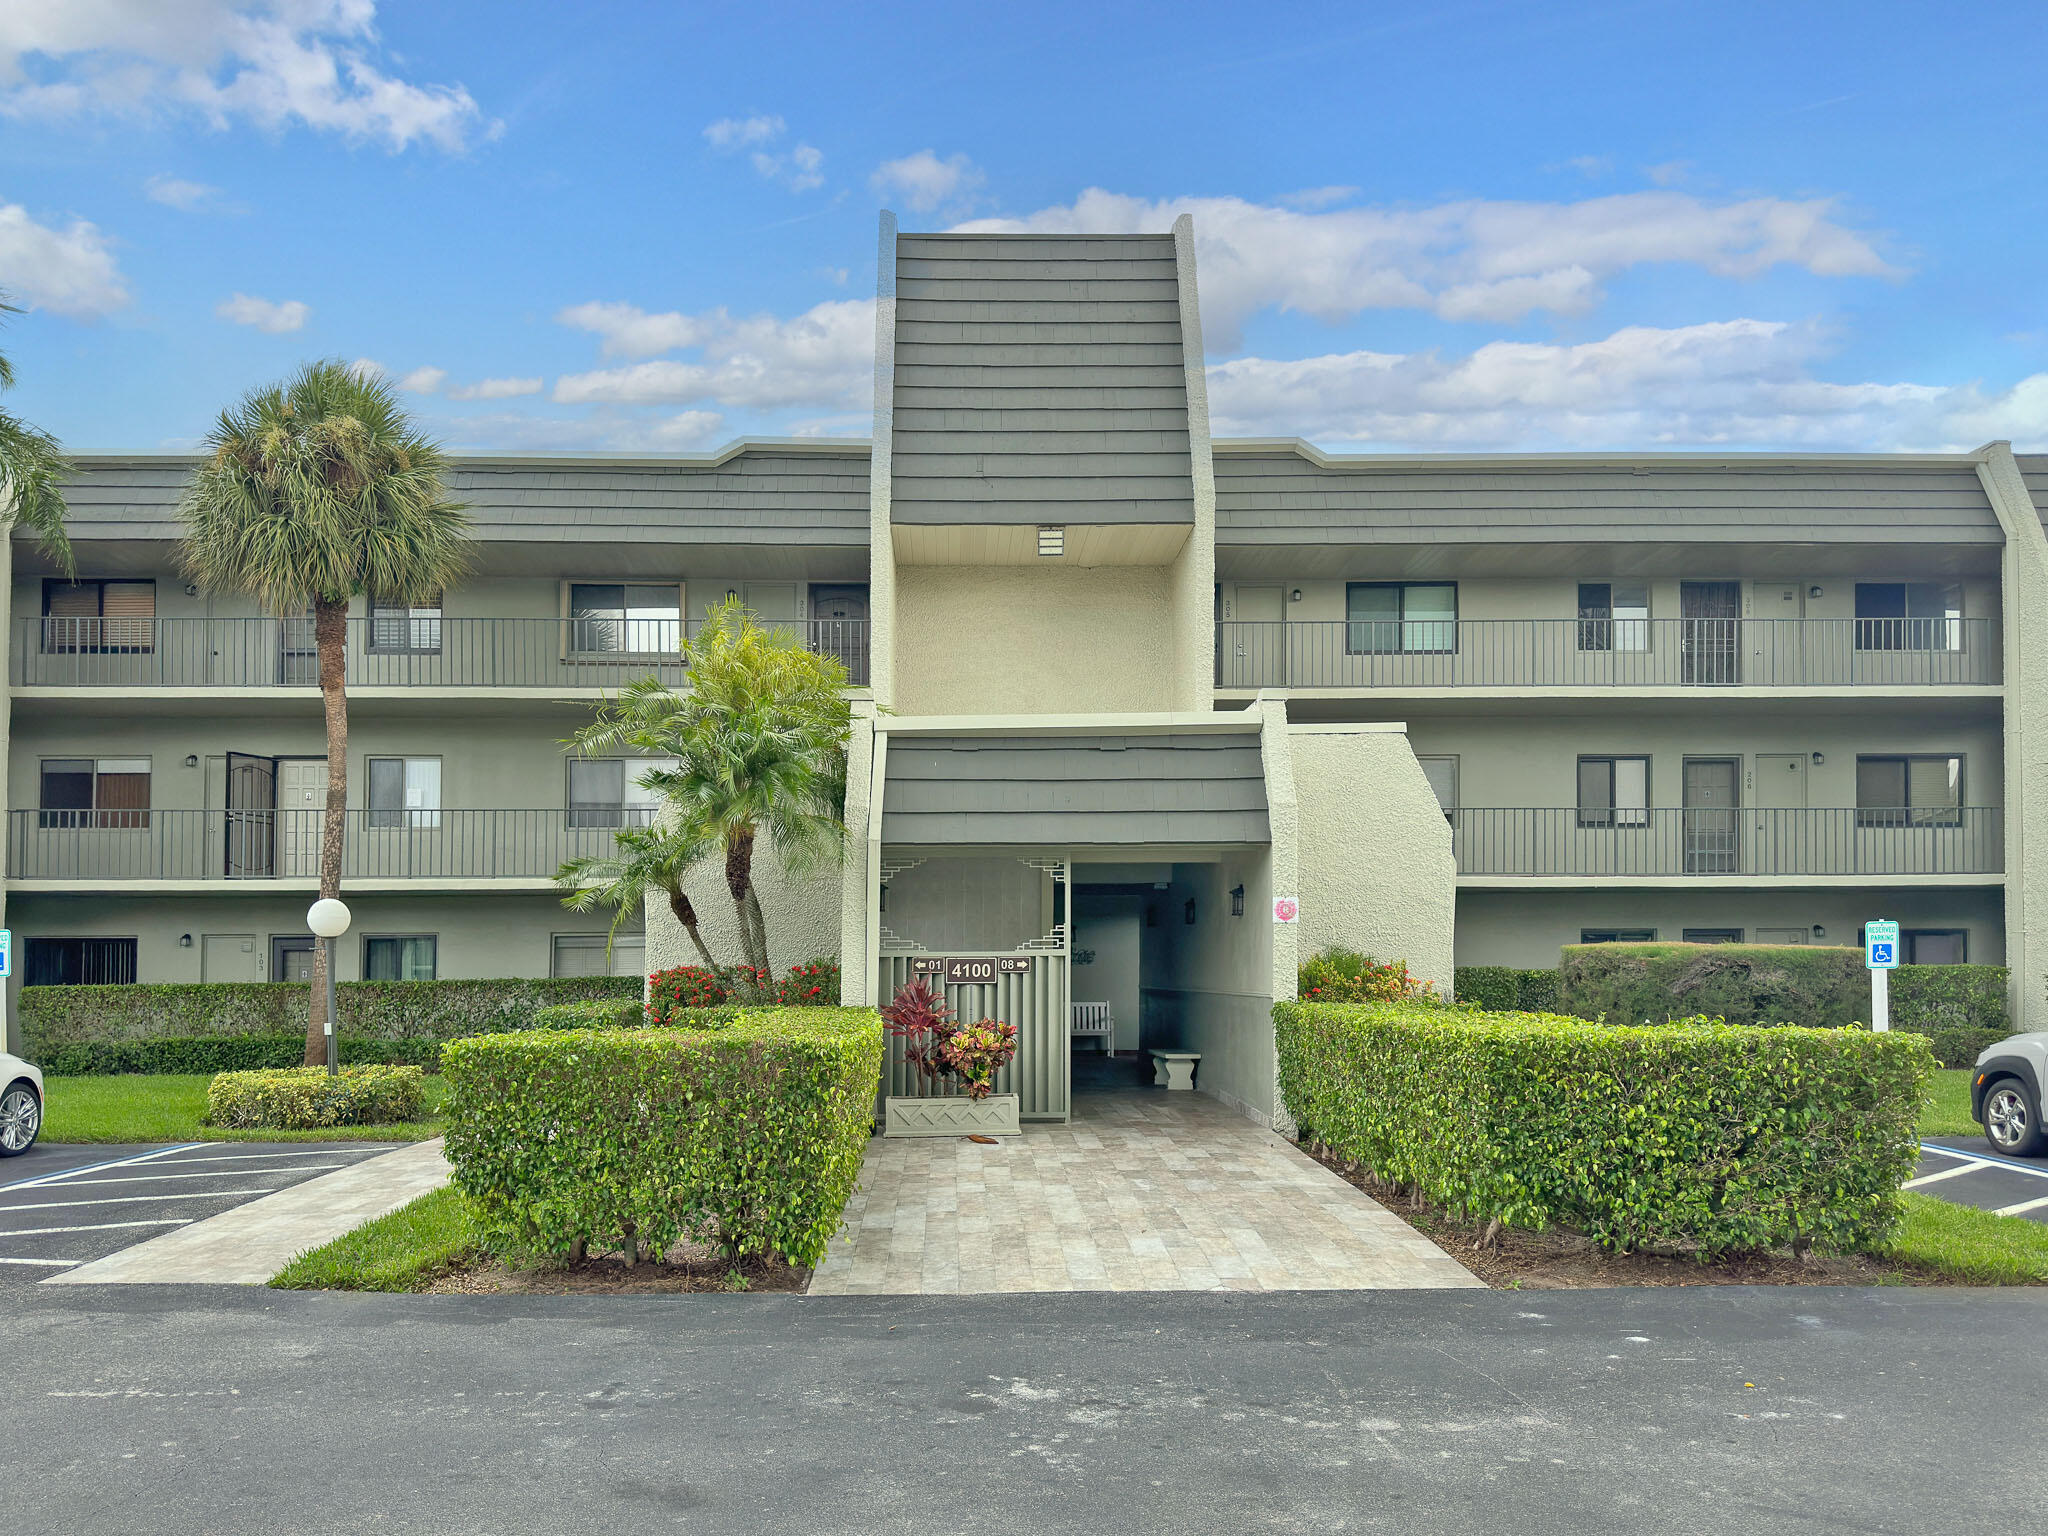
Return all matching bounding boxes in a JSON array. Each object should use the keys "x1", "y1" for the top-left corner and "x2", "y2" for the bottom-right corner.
[
  {"x1": 0, "y1": 1051, "x2": 43, "y2": 1156},
  {"x1": 1973, "y1": 1033, "x2": 2046, "y2": 1157}
]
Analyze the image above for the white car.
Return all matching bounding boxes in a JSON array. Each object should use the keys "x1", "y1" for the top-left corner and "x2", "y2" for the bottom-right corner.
[
  {"x1": 0, "y1": 1052, "x2": 42, "y2": 1156},
  {"x1": 1973, "y1": 1032, "x2": 2046, "y2": 1157}
]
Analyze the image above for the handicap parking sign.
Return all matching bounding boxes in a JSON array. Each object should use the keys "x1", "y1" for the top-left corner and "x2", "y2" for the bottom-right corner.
[{"x1": 1865, "y1": 920, "x2": 1900, "y2": 970}]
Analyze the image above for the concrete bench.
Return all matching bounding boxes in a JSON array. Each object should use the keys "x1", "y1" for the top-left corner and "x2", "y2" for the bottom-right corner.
[{"x1": 1148, "y1": 1049, "x2": 1201, "y2": 1090}]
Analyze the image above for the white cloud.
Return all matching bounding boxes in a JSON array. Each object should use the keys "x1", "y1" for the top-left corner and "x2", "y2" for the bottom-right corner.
[
  {"x1": 954, "y1": 187, "x2": 1899, "y2": 348},
  {"x1": 396, "y1": 364, "x2": 445, "y2": 394},
  {"x1": 703, "y1": 114, "x2": 783, "y2": 149},
  {"x1": 446, "y1": 375, "x2": 540, "y2": 401},
  {"x1": 704, "y1": 113, "x2": 823, "y2": 191},
  {"x1": 872, "y1": 149, "x2": 984, "y2": 215},
  {"x1": 144, "y1": 173, "x2": 223, "y2": 210},
  {"x1": 1203, "y1": 317, "x2": 2043, "y2": 451},
  {"x1": 553, "y1": 298, "x2": 874, "y2": 412},
  {"x1": 1277, "y1": 185, "x2": 1358, "y2": 211},
  {"x1": 434, "y1": 407, "x2": 729, "y2": 454},
  {"x1": 0, "y1": 1, "x2": 492, "y2": 152},
  {"x1": 215, "y1": 291, "x2": 308, "y2": 332},
  {"x1": 0, "y1": 200, "x2": 128, "y2": 316}
]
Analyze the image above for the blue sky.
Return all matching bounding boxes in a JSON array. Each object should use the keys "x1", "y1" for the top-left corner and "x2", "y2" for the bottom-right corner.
[{"x1": 2, "y1": 0, "x2": 2044, "y2": 456}]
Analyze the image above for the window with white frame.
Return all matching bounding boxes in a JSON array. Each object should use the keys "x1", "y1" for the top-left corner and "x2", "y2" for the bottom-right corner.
[
  {"x1": 569, "y1": 583, "x2": 682, "y2": 654},
  {"x1": 39, "y1": 758, "x2": 150, "y2": 828},
  {"x1": 567, "y1": 758, "x2": 671, "y2": 828},
  {"x1": 367, "y1": 757, "x2": 442, "y2": 829},
  {"x1": 551, "y1": 932, "x2": 647, "y2": 978},
  {"x1": 1577, "y1": 582, "x2": 1650, "y2": 652},
  {"x1": 1577, "y1": 756, "x2": 1650, "y2": 828}
]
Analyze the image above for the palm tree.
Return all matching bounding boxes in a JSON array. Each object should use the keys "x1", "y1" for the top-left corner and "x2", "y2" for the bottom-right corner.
[
  {"x1": 564, "y1": 597, "x2": 850, "y2": 986},
  {"x1": 177, "y1": 361, "x2": 471, "y2": 1065},
  {"x1": 0, "y1": 296, "x2": 76, "y2": 573},
  {"x1": 556, "y1": 819, "x2": 722, "y2": 972}
]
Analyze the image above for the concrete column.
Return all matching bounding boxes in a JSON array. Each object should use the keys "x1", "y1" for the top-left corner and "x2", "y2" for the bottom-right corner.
[
  {"x1": 838, "y1": 705, "x2": 877, "y2": 1005},
  {"x1": 1973, "y1": 442, "x2": 2048, "y2": 1029}
]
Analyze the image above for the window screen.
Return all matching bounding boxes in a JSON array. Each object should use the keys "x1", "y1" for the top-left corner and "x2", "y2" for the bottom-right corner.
[
  {"x1": 551, "y1": 933, "x2": 648, "y2": 978},
  {"x1": 567, "y1": 759, "x2": 670, "y2": 828},
  {"x1": 367, "y1": 758, "x2": 442, "y2": 829},
  {"x1": 1578, "y1": 757, "x2": 1649, "y2": 827},
  {"x1": 1856, "y1": 755, "x2": 1961, "y2": 826}
]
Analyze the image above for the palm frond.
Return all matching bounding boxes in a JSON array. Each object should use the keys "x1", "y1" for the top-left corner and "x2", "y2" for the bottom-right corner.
[{"x1": 0, "y1": 295, "x2": 74, "y2": 573}]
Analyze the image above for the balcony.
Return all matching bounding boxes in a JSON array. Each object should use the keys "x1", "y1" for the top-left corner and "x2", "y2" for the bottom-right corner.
[
  {"x1": 1214, "y1": 618, "x2": 2001, "y2": 691},
  {"x1": 11, "y1": 616, "x2": 872, "y2": 691},
  {"x1": 1450, "y1": 807, "x2": 2004, "y2": 880},
  {"x1": 6, "y1": 809, "x2": 637, "y2": 886}
]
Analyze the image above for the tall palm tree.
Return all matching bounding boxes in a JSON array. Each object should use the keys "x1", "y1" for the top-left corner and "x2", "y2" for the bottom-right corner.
[
  {"x1": 178, "y1": 361, "x2": 471, "y2": 1065},
  {"x1": 565, "y1": 598, "x2": 850, "y2": 986},
  {"x1": 556, "y1": 819, "x2": 722, "y2": 972},
  {"x1": 0, "y1": 296, "x2": 76, "y2": 573}
]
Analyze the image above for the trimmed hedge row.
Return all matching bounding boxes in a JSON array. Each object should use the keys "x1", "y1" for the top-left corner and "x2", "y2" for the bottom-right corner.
[
  {"x1": 19, "y1": 975, "x2": 641, "y2": 1057},
  {"x1": 442, "y1": 1006, "x2": 884, "y2": 1270},
  {"x1": 531, "y1": 999, "x2": 745, "y2": 1031},
  {"x1": 207, "y1": 1065, "x2": 426, "y2": 1130},
  {"x1": 1452, "y1": 967, "x2": 1561, "y2": 1013},
  {"x1": 1276, "y1": 999, "x2": 1932, "y2": 1256},
  {"x1": 35, "y1": 1034, "x2": 446, "y2": 1077}
]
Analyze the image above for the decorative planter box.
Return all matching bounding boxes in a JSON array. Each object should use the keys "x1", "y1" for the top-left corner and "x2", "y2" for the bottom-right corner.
[{"x1": 884, "y1": 1093, "x2": 1021, "y2": 1138}]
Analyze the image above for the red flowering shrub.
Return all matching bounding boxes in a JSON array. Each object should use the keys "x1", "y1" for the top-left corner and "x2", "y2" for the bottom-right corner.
[
  {"x1": 777, "y1": 959, "x2": 841, "y2": 1007},
  {"x1": 644, "y1": 957, "x2": 841, "y2": 1025},
  {"x1": 1298, "y1": 947, "x2": 1438, "y2": 1006}
]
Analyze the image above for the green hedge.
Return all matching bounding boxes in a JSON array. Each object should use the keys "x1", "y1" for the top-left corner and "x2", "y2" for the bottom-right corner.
[
  {"x1": 1276, "y1": 999, "x2": 1931, "y2": 1256},
  {"x1": 37, "y1": 1034, "x2": 446, "y2": 1077},
  {"x1": 19, "y1": 976, "x2": 640, "y2": 1060},
  {"x1": 442, "y1": 1006, "x2": 884, "y2": 1269},
  {"x1": 207, "y1": 1065, "x2": 426, "y2": 1130},
  {"x1": 1453, "y1": 967, "x2": 1560, "y2": 1013}
]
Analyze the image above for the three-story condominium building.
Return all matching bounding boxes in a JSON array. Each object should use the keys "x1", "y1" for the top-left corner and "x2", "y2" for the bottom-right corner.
[{"x1": 7, "y1": 214, "x2": 2046, "y2": 1126}]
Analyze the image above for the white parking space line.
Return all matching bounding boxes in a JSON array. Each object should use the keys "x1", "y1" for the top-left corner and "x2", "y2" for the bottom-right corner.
[
  {"x1": 0, "y1": 1143, "x2": 207, "y2": 1193},
  {"x1": 1903, "y1": 1164, "x2": 1981, "y2": 1189},
  {"x1": 1920, "y1": 1144, "x2": 2048, "y2": 1181},
  {"x1": 0, "y1": 1257, "x2": 82, "y2": 1267},
  {"x1": 32, "y1": 1166, "x2": 344, "y2": 1189},
  {"x1": 143, "y1": 1149, "x2": 385, "y2": 1165},
  {"x1": 0, "y1": 1219, "x2": 194, "y2": 1238},
  {"x1": 0, "y1": 1189, "x2": 284, "y2": 1214},
  {"x1": 1993, "y1": 1194, "x2": 2048, "y2": 1218}
]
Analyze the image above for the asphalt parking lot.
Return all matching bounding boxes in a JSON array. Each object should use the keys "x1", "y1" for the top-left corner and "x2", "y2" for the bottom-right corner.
[
  {"x1": 0, "y1": 1140, "x2": 398, "y2": 1288},
  {"x1": 1911, "y1": 1138, "x2": 2048, "y2": 1221}
]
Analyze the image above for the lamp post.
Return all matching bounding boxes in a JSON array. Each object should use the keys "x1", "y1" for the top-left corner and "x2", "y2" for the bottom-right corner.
[{"x1": 306, "y1": 898, "x2": 352, "y2": 1076}]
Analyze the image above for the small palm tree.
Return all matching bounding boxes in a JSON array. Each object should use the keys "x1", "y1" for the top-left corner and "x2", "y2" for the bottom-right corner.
[
  {"x1": 564, "y1": 598, "x2": 850, "y2": 986},
  {"x1": 556, "y1": 819, "x2": 721, "y2": 972},
  {"x1": 178, "y1": 361, "x2": 471, "y2": 1065},
  {"x1": 0, "y1": 296, "x2": 76, "y2": 573}
]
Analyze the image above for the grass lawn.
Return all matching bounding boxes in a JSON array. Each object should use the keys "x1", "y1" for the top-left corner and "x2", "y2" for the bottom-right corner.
[
  {"x1": 271, "y1": 1185, "x2": 480, "y2": 1291},
  {"x1": 41, "y1": 1073, "x2": 447, "y2": 1144},
  {"x1": 1920, "y1": 1068, "x2": 1978, "y2": 1140},
  {"x1": 1885, "y1": 1193, "x2": 2048, "y2": 1285}
]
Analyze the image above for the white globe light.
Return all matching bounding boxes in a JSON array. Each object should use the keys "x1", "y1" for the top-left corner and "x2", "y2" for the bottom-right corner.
[{"x1": 306, "y1": 898, "x2": 353, "y2": 939}]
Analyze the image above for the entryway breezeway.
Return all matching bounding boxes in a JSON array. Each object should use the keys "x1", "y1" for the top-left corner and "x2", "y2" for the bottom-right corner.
[{"x1": 809, "y1": 1091, "x2": 1480, "y2": 1295}]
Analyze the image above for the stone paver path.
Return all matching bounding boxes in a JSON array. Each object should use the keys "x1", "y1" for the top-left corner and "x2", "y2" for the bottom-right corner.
[
  {"x1": 810, "y1": 1092, "x2": 1480, "y2": 1294},
  {"x1": 45, "y1": 1139, "x2": 450, "y2": 1286}
]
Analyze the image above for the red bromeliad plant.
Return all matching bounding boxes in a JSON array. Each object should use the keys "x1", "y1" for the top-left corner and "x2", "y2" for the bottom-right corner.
[{"x1": 937, "y1": 1018, "x2": 1019, "y2": 1101}]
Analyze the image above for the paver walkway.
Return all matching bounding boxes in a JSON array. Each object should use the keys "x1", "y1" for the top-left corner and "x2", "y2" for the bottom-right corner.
[
  {"x1": 45, "y1": 1139, "x2": 450, "y2": 1286},
  {"x1": 810, "y1": 1090, "x2": 1480, "y2": 1294}
]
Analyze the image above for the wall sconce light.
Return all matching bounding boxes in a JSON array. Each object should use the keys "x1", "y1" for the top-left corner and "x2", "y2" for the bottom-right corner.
[
  {"x1": 1812, "y1": 924, "x2": 1827, "y2": 939},
  {"x1": 1183, "y1": 898, "x2": 1197, "y2": 926},
  {"x1": 184, "y1": 754, "x2": 199, "y2": 768},
  {"x1": 1230, "y1": 884, "x2": 1246, "y2": 917},
  {"x1": 1810, "y1": 751, "x2": 1825, "y2": 766},
  {"x1": 1808, "y1": 585, "x2": 1823, "y2": 599},
  {"x1": 1289, "y1": 589, "x2": 1303, "y2": 602},
  {"x1": 183, "y1": 583, "x2": 199, "y2": 598},
  {"x1": 725, "y1": 588, "x2": 739, "y2": 603},
  {"x1": 179, "y1": 933, "x2": 193, "y2": 947}
]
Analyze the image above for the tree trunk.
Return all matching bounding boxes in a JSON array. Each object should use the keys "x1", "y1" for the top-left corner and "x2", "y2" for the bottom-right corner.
[
  {"x1": 305, "y1": 595, "x2": 350, "y2": 1068},
  {"x1": 723, "y1": 827, "x2": 771, "y2": 989},
  {"x1": 743, "y1": 885, "x2": 772, "y2": 988},
  {"x1": 667, "y1": 886, "x2": 719, "y2": 970}
]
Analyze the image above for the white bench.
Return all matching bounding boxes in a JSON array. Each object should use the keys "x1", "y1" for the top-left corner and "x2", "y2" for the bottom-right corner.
[
  {"x1": 1148, "y1": 1049, "x2": 1200, "y2": 1090},
  {"x1": 1070, "y1": 1001, "x2": 1114, "y2": 1053}
]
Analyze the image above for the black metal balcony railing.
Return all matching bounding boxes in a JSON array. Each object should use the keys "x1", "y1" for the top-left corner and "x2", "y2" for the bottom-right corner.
[
  {"x1": 6, "y1": 809, "x2": 640, "y2": 883},
  {"x1": 1450, "y1": 807, "x2": 2004, "y2": 878},
  {"x1": 1214, "y1": 618, "x2": 2002, "y2": 689},
  {"x1": 13, "y1": 616, "x2": 872, "y2": 689}
]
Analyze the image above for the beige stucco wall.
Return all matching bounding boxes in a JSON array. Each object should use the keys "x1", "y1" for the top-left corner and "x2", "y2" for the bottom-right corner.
[
  {"x1": 890, "y1": 565, "x2": 1179, "y2": 716},
  {"x1": 1287, "y1": 723, "x2": 1458, "y2": 997},
  {"x1": 642, "y1": 844, "x2": 843, "y2": 978}
]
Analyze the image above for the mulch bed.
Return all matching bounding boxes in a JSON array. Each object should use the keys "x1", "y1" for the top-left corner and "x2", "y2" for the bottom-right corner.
[
  {"x1": 1301, "y1": 1141, "x2": 1945, "y2": 1288},
  {"x1": 427, "y1": 1246, "x2": 809, "y2": 1296}
]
